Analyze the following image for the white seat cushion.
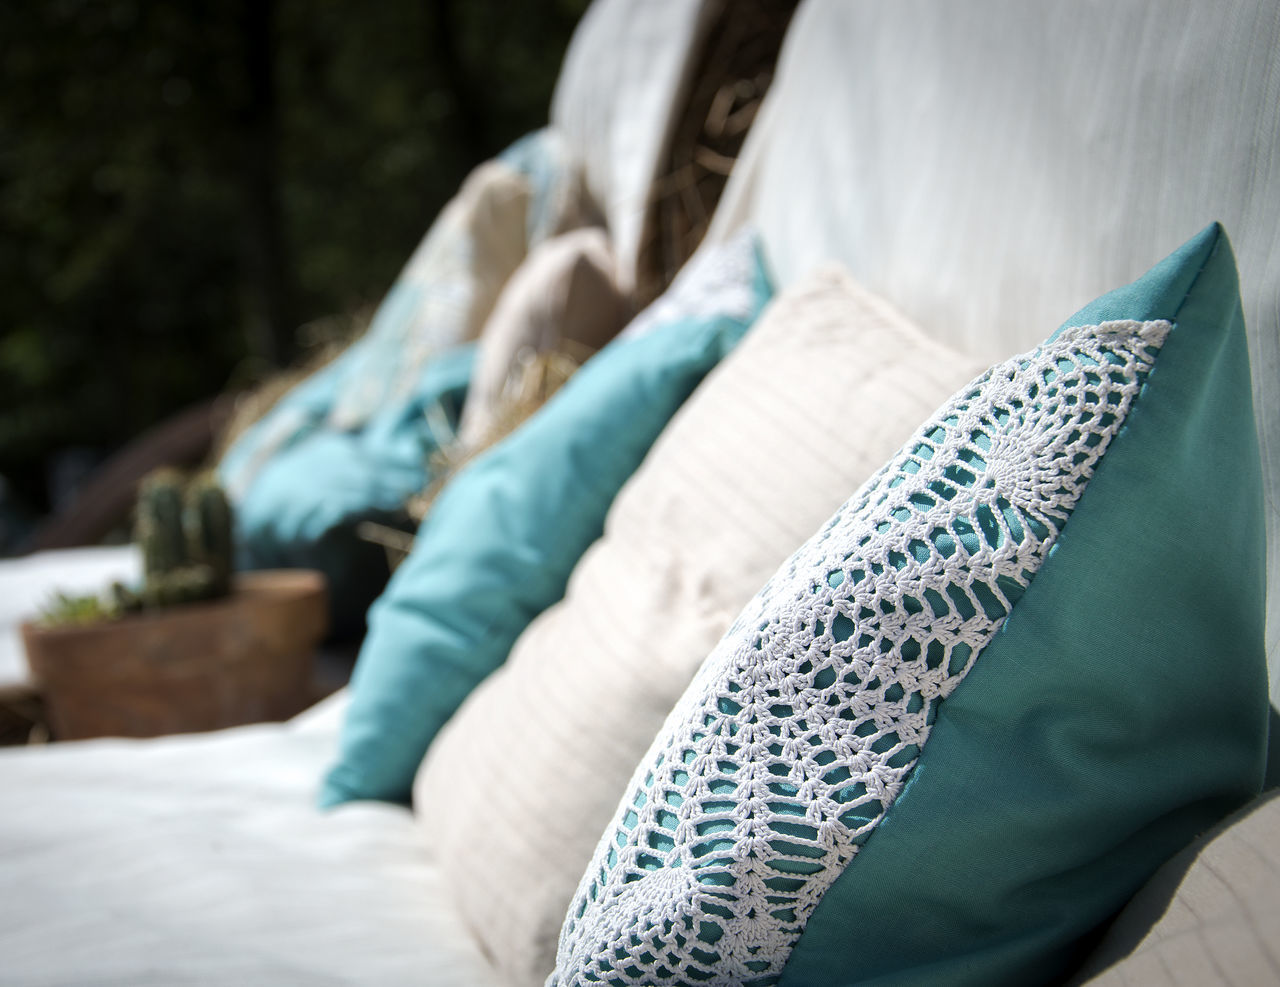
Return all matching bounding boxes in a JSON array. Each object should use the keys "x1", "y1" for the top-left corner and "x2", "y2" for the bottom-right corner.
[{"x1": 0, "y1": 692, "x2": 499, "y2": 986}]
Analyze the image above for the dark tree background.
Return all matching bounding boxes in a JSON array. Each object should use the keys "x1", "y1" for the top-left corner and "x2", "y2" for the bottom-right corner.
[{"x1": 0, "y1": 0, "x2": 589, "y2": 533}]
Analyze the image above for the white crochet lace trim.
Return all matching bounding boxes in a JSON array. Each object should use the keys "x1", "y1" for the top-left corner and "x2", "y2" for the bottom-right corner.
[
  {"x1": 551, "y1": 319, "x2": 1170, "y2": 987},
  {"x1": 619, "y1": 231, "x2": 761, "y2": 341}
]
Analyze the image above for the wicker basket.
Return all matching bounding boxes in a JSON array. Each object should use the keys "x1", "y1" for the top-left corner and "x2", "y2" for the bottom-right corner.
[{"x1": 21, "y1": 569, "x2": 328, "y2": 741}]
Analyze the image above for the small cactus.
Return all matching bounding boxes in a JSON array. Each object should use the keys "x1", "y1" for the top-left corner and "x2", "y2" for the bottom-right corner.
[
  {"x1": 133, "y1": 469, "x2": 236, "y2": 610},
  {"x1": 109, "y1": 580, "x2": 143, "y2": 616},
  {"x1": 136, "y1": 469, "x2": 188, "y2": 581},
  {"x1": 140, "y1": 564, "x2": 218, "y2": 609},
  {"x1": 184, "y1": 474, "x2": 233, "y2": 597},
  {"x1": 37, "y1": 472, "x2": 237, "y2": 628}
]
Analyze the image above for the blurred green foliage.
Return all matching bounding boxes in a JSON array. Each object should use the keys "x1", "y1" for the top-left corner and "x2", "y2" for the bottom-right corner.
[{"x1": 0, "y1": 0, "x2": 589, "y2": 516}]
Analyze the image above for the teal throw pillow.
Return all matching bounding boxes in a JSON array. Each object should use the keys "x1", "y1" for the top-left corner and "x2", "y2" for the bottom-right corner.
[
  {"x1": 219, "y1": 129, "x2": 582, "y2": 630},
  {"x1": 230, "y1": 344, "x2": 474, "y2": 633},
  {"x1": 552, "y1": 224, "x2": 1268, "y2": 986},
  {"x1": 319, "y1": 232, "x2": 774, "y2": 807}
]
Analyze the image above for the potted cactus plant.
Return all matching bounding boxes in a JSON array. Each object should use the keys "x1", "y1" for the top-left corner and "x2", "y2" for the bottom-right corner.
[{"x1": 21, "y1": 470, "x2": 328, "y2": 740}]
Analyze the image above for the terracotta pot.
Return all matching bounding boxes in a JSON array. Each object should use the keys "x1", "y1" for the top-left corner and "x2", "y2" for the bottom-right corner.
[{"x1": 21, "y1": 569, "x2": 328, "y2": 741}]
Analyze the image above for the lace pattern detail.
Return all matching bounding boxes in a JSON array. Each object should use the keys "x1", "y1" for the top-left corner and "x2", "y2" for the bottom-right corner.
[
  {"x1": 551, "y1": 319, "x2": 1170, "y2": 986},
  {"x1": 620, "y1": 231, "x2": 762, "y2": 342}
]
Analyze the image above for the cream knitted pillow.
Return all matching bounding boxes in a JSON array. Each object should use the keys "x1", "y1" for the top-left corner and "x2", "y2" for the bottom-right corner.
[{"x1": 412, "y1": 266, "x2": 985, "y2": 986}]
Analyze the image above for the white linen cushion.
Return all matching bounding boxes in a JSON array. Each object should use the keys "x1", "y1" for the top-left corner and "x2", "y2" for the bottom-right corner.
[
  {"x1": 328, "y1": 160, "x2": 532, "y2": 431},
  {"x1": 413, "y1": 266, "x2": 985, "y2": 986}
]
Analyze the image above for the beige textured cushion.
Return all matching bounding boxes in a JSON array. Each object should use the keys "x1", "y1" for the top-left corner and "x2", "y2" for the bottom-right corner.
[
  {"x1": 458, "y1": 227, "x2": 627, "y2": 446},
  {"x1": 1079, "y1": 789, "x2": 1280, "y2": 986},
  {"x1": 412, "y1": 266, "x2": 986, "y2": 986}
]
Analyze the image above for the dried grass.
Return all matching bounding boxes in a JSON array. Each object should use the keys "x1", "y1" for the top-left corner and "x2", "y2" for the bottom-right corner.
[
  {"x1": 211, "y1": 307, "x2": 372, "y2": 462},
  {"x1": 358, "y1": 343, "x2": 594, "y2": 570},
  {"x1": 409, "y1": 343, "x2": 591, "y2": 522}
]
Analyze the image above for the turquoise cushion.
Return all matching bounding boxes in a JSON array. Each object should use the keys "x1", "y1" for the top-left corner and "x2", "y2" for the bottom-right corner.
[
  {"x1": 216, "y1": 355, "x2": 347, "y2": 501},
  {"x1": 551, "y1": 224, "x2": 1267, "y2": 986},
  {"x1": 231, "y1": 345, "x2": 475, "y2": 633},
  {"x1": 319, "y1": 237, "x2": 773, "y2": 807},
  {"x1": 780, "y1": 223, "x2": 1266, "y2": 987},
  {"x1": 218, "y1": 130, "x2": 576, "y2": 629}
]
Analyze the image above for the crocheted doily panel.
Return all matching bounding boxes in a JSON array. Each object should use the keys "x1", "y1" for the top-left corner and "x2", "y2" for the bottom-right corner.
[
  {"x1": 552, "y1": 319, "x2": 1170, "y2": 986},
  {"x1": 619, "y1": 231, "x2": 763, "y2": 342}
]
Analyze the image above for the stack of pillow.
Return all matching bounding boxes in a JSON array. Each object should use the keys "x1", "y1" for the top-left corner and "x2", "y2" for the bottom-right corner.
[
  {"x1": 320, "y1": 231, "x2": 773, "y2": 807},
  {"x1": 413, "y1": 263, "x2": 987, "y2": 983},
  {"x1": 218, "y1": 129, "x2": 597, "y2": 631},
  {"x1": 325, "y1": 223, "x2": 1268, "y2": 985}
]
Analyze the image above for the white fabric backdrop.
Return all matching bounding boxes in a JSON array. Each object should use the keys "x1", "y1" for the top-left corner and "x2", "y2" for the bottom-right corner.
[
  {"x1": 551, "y1": 0, "x2": 718, "y2": 293},
  {"x1": 706, "y1": 0, "x2": 1280, "y2": 700}
]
